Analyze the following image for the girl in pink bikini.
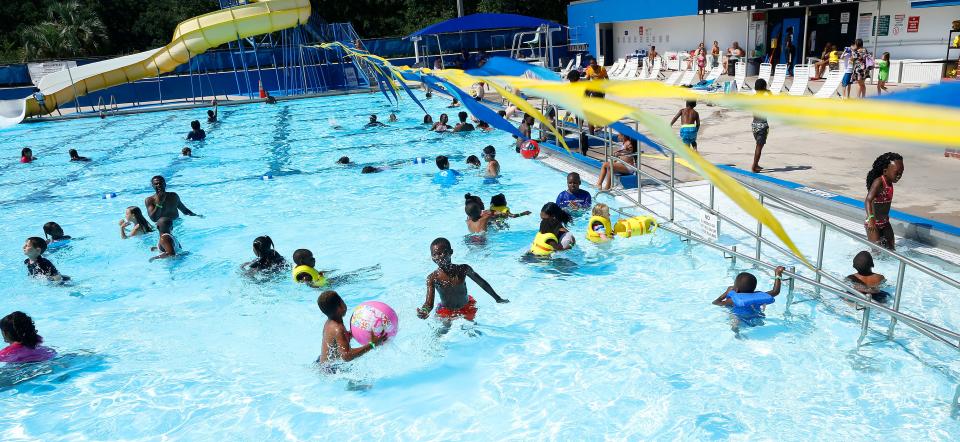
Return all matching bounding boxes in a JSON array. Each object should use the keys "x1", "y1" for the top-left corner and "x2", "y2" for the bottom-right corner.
[
  {"x1": 0, "y1": 311, "x2": 56, "y2": 363},
  {"x1": 864, "y1": 152, "x2": 904, "y2": 250}
]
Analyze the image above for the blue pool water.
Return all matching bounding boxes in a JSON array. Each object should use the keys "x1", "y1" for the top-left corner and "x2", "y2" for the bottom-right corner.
[{"x1": 1, "y1": 92, "x2": 959, "y2": 440}]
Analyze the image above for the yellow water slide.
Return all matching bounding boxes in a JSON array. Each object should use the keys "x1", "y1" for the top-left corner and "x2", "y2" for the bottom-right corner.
[{"x1": 0, "y1": 0, "x2": 310, "y2": 128}]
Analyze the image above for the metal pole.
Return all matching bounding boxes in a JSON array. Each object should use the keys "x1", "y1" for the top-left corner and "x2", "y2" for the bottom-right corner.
[
  {"x1": 457, "y1": 0, "x2": 464, "y2": 17},
  {"x1": 756, "y1": 194, "x2": 764, "y2": 260},
  {"x1": 814, "y1": 222, "x2": 827, "y2": 295},
  {"x1": 64, "y1": 63, "x2": 82, "y2": 114},
  {"x1": 887, "y1": 260, "x2": 908, "y2": 338},
  {"x1": 669, "y1": 151, "x2": 676, "y2": 221},
  {"x1": 872, "y1": 0, "x2": 882, "y2": 84},
  {"x1": 801, "y1": 6, "x2": 809, "y2": 67},
  {"x1": 156, "y1": 66, "x2": 163, "y2": 104},
  {"x1": 858, "y1": 306, "x2": 872, "y2": 346},
  {"x1": 785, "y1": 265, "x2": 797, "y2": 312}
]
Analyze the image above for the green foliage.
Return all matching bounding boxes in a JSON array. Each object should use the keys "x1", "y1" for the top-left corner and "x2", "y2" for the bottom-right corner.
[
  {"x1": 20, "y1": 1, "x2": 107, "y2": 60},
  {"x1": 0, "y1": 0, "x2": 566, "y2": 62}
]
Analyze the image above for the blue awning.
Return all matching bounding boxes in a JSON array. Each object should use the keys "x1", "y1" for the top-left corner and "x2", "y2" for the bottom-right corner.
[
  {"x1": 872, "y1": 81, "x2": 960, "y2": 108},
  {"x1": 911, "y1": 0, "x2": 960, "y2": 8},
  {"x1": 406, "y1": 13, "x2": 559, "y2": 39}
]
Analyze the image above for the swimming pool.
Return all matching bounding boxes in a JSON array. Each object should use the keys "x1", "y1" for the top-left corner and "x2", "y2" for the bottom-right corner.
[{"x1": 1, "y1": 91, "x2": 959, "y2": 440}]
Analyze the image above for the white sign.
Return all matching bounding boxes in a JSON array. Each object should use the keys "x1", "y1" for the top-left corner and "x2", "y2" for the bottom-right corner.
[
  {"x1": 893, "y1": 14, "x2": 905, "y2": 36},
  {"x1": 699, "y1": 210, "x2": 720, "y2": 242},
  {"x1": 840, "y1": 12, "x2": 851, "y2": 24},
  {"x1": 856, "y1": 13, "x2": 873, "y2": 40},
  {"x1": 27, "y1": 60, "x2": 77, "y2": 86},
  {"x1": 841, "y1": 23, "x2": 849, "y2": 34},
  {"x1": 796, "y1": 186, "x2": 837, "y2": 198}
]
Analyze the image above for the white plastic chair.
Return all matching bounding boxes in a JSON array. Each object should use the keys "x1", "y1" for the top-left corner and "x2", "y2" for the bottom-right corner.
[
  {"x1": 788, "y1": 65, "x2": 811, "y2": 96},
  {"x1": 647, "y1": 57, "x2": 662, "y2": 80},
  {"x1": 769, "y1": 64, "x2": 788, "y2": 95},
  {"x1": 814, "y1": 69, "x2": 844, "y2": 98},
  {"x1": 703, "y1": 66, "x2": 723, "y2": 83}
]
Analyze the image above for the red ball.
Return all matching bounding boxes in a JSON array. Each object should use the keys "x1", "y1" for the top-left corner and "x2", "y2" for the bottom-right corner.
[{"x1": 520, "y1": 140, "x2": 540, "y2": 159}]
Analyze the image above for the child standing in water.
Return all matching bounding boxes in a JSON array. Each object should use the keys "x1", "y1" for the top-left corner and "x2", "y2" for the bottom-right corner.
[
  {"x1": 316, "y1": 290, "x2": 385, "y2": 368},
  {"x1": 712, "y1": 267, "x2": 784, "y2": 327},
  {"x1": 150, "y1": 217, "x2": 181, "y2": 261},
  {"x1": 120, "y1": 206, "x2": 153, "y2": 239},
  {"x1": 671, "y1": 100, "x2": 700, "y2": 151},
  {"x1": 23, "y1": 237, "x2": 68, "y2": 282},
  {"x1": 0, "y1": 311, "x2": 56, "y2": 363},
  {"x1": 292, "y1": 249, "x2": 327, "y2": 287},
  {"x1": 20, "y1": 147, "x2": 35, "y2": 163},
  {"x1": 846, "y1": 251, "x2": 890, "y2": 303},
  {"x1": 464, "y1": 194, "x2": 495, "y2": 233},
  {"x1": 417, "y1": 238, "x2": 508, "y2": 322},
  {"x1": 489, "y1": 193, "x2": 531, "y2": 229}
]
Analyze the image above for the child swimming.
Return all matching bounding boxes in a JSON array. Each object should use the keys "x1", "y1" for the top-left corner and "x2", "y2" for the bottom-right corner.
[
  {"x1": 541, "y1": 202, "x2": 575, "y2": 249},
  {"x1": 846, "y1": 251, "x2": 889, "y2": 303},
  {"x1": 68, "y1": 149, "x2": 91, "y2": 162},
  {"x1": 186, "y1": 120, "x2": 206, "y2": 141},
  {"x1": 316, "y1": 290, "x2": 385, "y2": 368},
  {"x1": 150, "y1": 217, "x2": 182, "y2": 261},
  {"x1": 242, "y1": 235, "x2": 287, "y2": 274},
  {"x1": 43, "y1": 221, "x2": 72, "y2": 245},
  {"x1": 181, "y1": 147, "x2": 193, "y2": 158},
  {"x1": 20, "y1": 147, "x2": 35, "y2": 163},
  {"x1": 465, "y1": 193, "x2": 494, "y2": 233},
  {"x1": 120, "y1": 206, "x2": 154, "y2": 239},
  {"x1": 489, "y1": 193, "x2": 531, "y2": 220},
  {"x1": 23, "y1": 237, "x2": 68, "y2": 282},
  {"x1": 0, "y1": 311, "x2": 56, "y2": 363},
  {"x1": 431, "y1": 113, "x2": 450, "y2": 132},
  {"x1": 433, "y1": 156, "x2": 462, "y2": 184},
  {"x1": 365, "y1": 114, "x2": 386, "y2": 128},
  {"x1": 417, "y1": 238, "x2": 508, "y2": 322},
  {"x1": 529, "y1": 218, "x2": 567, "y2": 257},
  {"x1": 712, "y1": 267, "x2": 784, "y2": 327},
  {"x1": 482, "y1": 145, "x2": 499, "y2": 178},
  {"x1": 292, "y1": 248, "x2": 328, "y2": 287},
  {"x1": 586, "y1": 203, "x2": 613, "y2": 242},
  {"x1": 465, "y1": 155, "x2": 481, "y2": 168}
]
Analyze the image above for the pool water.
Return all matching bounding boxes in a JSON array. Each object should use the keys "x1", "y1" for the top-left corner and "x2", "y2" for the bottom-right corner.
[{"x1": 1, "y1": 92, "x2": 959, "y2": 440}]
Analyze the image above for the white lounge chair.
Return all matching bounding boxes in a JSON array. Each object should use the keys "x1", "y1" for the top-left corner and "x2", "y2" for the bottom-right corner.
[
  {"x1": 757, "y1": 63, "x2": 772, "y2": 86},
  {"x1": 663, "y1": 70, "x2": 683, "y2": 86},
  {"x1": 703, "y1": 66, "x2": 723, "y2": 83},
  {"x1": 769, "y1": 64, "x2": 788, "y2": 95},
  {"x1": 788, "y1": 65, "x2": 811, "y2": 96},
  {"x1": 607, "y1": 59, "x2": 625, "y2": 78},
  {"x1": 560, "y1": 58, "x2": 574, "y2": 75},
  {"x1": 814, "y1": 69, "x2": 844, "y2": 98},
  {"x1": 678, "y1": 68, "x2": 696, "y2": 86},
  {"x1": 647, "y1": 57, "x2": 662, "y2": 80},
  {"x1": 621, "y1": 60, "x2": 640, "y2": 79},
  {"x1": 734, "y1": 61, "x2": 748, "y2": 92}
]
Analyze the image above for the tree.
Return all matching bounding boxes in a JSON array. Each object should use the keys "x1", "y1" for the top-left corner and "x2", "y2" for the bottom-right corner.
[{"x1": 19, "y1": 1, "x2": 107, "y2": 60}]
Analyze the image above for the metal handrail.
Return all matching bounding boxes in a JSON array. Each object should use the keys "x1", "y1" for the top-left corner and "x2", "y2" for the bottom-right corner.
[{"x1": 606, "y1": 189, "x2": 960, "y2": 351}]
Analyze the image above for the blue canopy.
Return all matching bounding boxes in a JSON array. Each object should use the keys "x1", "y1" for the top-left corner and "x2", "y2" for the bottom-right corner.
[
  {"x1": 406, "y1": 13, "x2": 559, "y2": 38},
  {"x1": 872, "y1": 81, "x2": 960, "y2": 108},
  {"x1": 910, "y1": 0, "x2": 960, "y2": 7}
]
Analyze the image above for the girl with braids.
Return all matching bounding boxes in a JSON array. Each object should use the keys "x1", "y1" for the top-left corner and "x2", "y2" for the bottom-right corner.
[
  {"x1": 865, "y1": 152, "x2": 904, "y2": 250},
  {"x1": 241, "y1": 235, "x2": 287, "y2": 275},
  {"x1": 0, "y1": 311, "x2": 56, "y2": 363}
]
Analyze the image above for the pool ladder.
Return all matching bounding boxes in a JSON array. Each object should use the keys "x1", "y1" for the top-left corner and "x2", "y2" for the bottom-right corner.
[
  {"x1": 96, "y1": 95, "x2": 119, "y2": 116},
  {"x1": 550, "y1": 120, "x2": 960, "y2": 354}
]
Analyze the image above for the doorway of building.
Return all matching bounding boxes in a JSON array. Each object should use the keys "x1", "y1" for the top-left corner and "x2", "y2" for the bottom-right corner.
[
  {"x1": 805, "y1": 2, "x2": 861, "y2": 59},
  {"x1": 766, "y1": 10, "x2": 804, "y2": 76}
]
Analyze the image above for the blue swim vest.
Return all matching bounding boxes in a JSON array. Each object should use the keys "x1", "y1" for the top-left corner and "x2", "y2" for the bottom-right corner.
[{"x1": 727, "y1": 290, "x2": 775, "y2": 317}]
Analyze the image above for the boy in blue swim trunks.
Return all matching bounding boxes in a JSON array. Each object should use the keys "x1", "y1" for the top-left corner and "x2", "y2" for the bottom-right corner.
[
  {"x1": 712, "y1": 266, "x2": 784, "y2": 327},
  {"x1": 671, "y1": 100, "x2": 700, "y2": 151}
]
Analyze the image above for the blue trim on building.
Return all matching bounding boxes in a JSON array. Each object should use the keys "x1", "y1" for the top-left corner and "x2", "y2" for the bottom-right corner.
[
  {"x1": 567, "y1": 0, "x2": 698, "y2": 57},
  {"x1": 911, "y1": 0, "x2": 960, "y2": 8}
]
